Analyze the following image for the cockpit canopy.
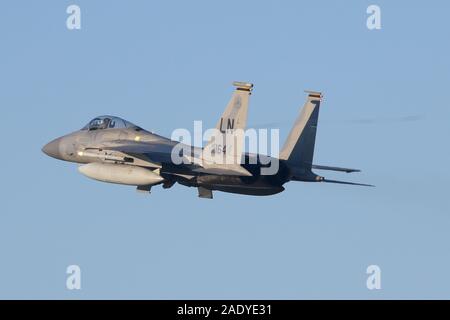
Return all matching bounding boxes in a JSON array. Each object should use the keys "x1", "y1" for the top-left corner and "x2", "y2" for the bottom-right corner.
[{"x1": 82, "y1": 116, "x2": 142, "y2": 131}]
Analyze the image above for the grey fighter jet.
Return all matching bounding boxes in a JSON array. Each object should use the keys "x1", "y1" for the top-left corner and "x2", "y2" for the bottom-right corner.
[{"x1": 42, "y1": 82, "x2": 372, "y2": 199}]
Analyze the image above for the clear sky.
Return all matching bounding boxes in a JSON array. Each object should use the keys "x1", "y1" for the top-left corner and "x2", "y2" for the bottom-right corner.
[{"x1": 1, "y1": 0, "x2": 449, "y2": 299}]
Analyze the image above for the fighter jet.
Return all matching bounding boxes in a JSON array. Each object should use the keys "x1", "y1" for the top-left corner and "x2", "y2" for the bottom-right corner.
[{"x1": 42, "y1": 82, "x2": 372, "y2": 199}]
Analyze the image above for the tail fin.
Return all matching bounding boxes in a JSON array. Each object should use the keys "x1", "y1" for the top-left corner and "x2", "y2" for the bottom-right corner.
[
  {"x1": 280, "y1": 91, "x2": 322, "y2": 169},
  {"x1": 203, "y1": 81, "x2": 253, "y2": 164}
]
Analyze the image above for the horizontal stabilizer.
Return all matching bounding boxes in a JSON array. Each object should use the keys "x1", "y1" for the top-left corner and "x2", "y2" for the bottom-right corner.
[
  {"x1": 312, "y1": 164, "x2": 361, "y2": 173},
  {"x1": 322, "y1": 179, "x2": 374, "y2": 187}
]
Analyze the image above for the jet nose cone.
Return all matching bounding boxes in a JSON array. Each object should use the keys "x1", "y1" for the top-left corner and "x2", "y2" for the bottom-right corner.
[{"x1": 42, "y1": 138, "x2": 61, "y2": 159}]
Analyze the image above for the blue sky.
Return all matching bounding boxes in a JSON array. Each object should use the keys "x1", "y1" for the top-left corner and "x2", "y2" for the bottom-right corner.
[{"x1": 1, "y1": 0, "x2": 449, "y2": 299}]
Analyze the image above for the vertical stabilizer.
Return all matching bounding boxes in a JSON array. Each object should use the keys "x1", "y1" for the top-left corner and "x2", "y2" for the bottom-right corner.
[
  {"x1": 203, "y1": 82, "x2": 253, "y2": 165},
  {"x1": 280, "y1": 91, "x2": 322, "y2": 169}
]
